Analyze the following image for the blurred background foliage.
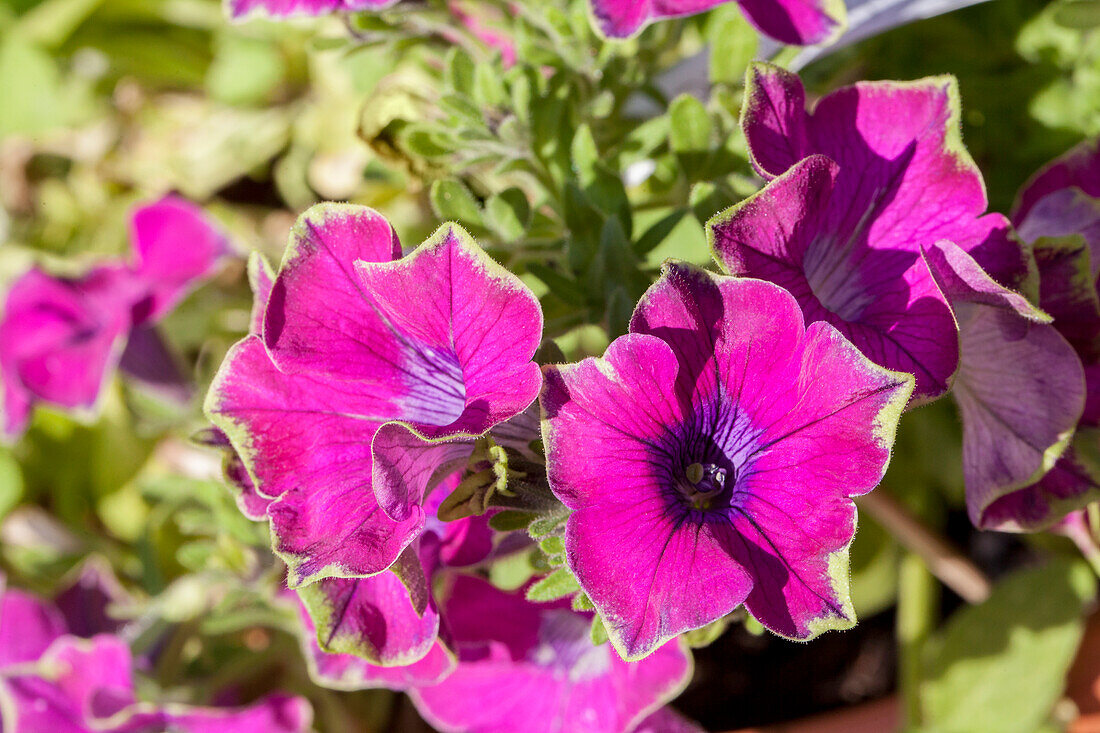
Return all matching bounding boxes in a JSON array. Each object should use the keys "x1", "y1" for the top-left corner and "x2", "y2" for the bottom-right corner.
[{"x1": 2, "y1": 0, "x2": 1100, "y2": 729}]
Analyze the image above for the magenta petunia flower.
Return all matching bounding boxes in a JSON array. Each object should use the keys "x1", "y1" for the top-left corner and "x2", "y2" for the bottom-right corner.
[
  {"x1": 718, "y1": 65, "x2": 1023, "y2": 404},
  {"x1": 205, "y1": 204, "x2": 542, "y2": 588},
  {"x1": 0, "y1": 196, "x2": 227, "y2": 439},
  {"x1": 408, "y1": 574, "x2": 693, "y2": 733},
  {"x1": 588, "y1": 0, "x2": 845, "y2": 45},
  {"x1": 1, "y1": 635, "x2": 312, "y2": 733},
  {"x1": 0, "y1": 579, "x2": 312, "y2": 733},
  {"x1": 715, "y1": 66, "x2": 1087, "y2": 530},
  {"x1": 540, "y1": 262, "x2": 912, "y2": 660}
]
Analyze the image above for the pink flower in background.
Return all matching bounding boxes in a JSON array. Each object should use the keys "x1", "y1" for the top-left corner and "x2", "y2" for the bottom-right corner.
[
  {"x1": 226, "y1": 0, "x2": 397, "y2": 20},
  {"x1": 540, "y1": 262, "x2": 911, "y2": 659},
  {"x1": 0, "y1": 578, "x2": 312, "y2": 733},
  {"x1": 0, "y1": 196, "x2": 227, "y2": 440},
  {"x1": 589, "y1": 0, "x2": 845, "y2": 45}
]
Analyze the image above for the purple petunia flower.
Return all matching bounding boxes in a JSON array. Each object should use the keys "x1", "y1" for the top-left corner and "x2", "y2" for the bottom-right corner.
[
  {"x1": 540, "y1": 261, "x2": 912, "y2": 660},
  {"x1": 971, "y1": 138, "x2": 1100, "y2": 530},
  {"x1": 408, "y1": 574, "x2": 694, "y2": 733},
  {"x1": 0, "y1": 578, "x2": 312, "y2": 733},
  {"x1": 0, "y1": 196, "x2": 227, "y2": 440},
  {"x1": 720, "y1": 64, "x2": 1022, "y2": 403},
  {"x1": 715, "y1": 64, "x2": 1086, "y2": 530},
  {"x1": 204, "y1": 203, "x2": 542, "y2": 588},
  {"x1": 588, "y1": 0, "x2": 845, "y2": 45}
]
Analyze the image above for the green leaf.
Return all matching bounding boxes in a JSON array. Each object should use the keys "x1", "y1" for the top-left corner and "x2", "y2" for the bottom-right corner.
[
  {"x1": 922, "y1": 559, "x2": 1096, "y2": 733},
  {"x1": 682, "y1": 615, "x2": 731, "y2": 648},
  {"x1": 571, "y1": 124, "x2": 600, "y2": 186},
  {"x1": 473, "y1": 61, "x2": 508, "y2": 107},
  {"x1": 668, "y1": 94, "x2": 712, "y2": 153},
  {"x1": 488, "y1": 510, "x2": 536, "y2": 532},
  {"x1": 526, "y1": 567, "x2": 581, "y2": 602},
  {"x1": 1053, "y1": 0, "x2": 1100, "y2": 28},
  {"x1": 429, "y1": 179, "x2": 484, "y2": 227},
  {"x1": 590, "y1": 614, "x2": 609, "y2": 645},
  {"x1": 528, "y1": 510, "x2": 569, "y2": 539},
  {"x1": 484, "y1": 188, "x2": 530, "y2": 242},
  {"x1": 206, "y1": 33, "x2": 286, "y2": 106},
  {"x1": 572, "y1": 592, "x2": 595, "y2": 612},
  {"x1": 634, "y1": 209, "x2": 687, "y2": 256},
  {"x1": 0, "y1": 35, "x2": 89, "y2": 136},
  {"x1": 444, "y1": 47, "x2": 476, "y2": 96},
  {"x1": 708, "y1": 6, "x2": 758, "y2": 85},
  {"x1": 0, "y1": 449, "x2": 23, "y2": 522},
  {"x1": 538, "y1": 535, "x2": 564, "y2": 556}
]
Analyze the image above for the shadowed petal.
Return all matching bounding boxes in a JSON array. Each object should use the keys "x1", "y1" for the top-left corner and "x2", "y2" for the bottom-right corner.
[
  {"x1": 285, "y1": 588, "x2": 455, "y2": 691},
  {"x1": 737, "y1": 0, "x2": 845, "y2": 46},
  {"x1": 410, "y1": 575, "x2": 692, "y2": 733},
  {"x1": 295, "y1": 551, "x2": 440, "y2": 666},
  {"x1": 922, "y1": 240, "x2": 1086, "y2": 528},
  {"x1": 371, "y1": 422, "x2": 475, "y2": 524},
  {"x1": 980, "y1": 436, "x2": 1100, "y2": 532}
]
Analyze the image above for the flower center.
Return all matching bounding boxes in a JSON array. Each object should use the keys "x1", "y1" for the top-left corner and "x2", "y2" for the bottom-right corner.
[{"x1": 680, "y1": 462, "x2": 731, "y2": 510}]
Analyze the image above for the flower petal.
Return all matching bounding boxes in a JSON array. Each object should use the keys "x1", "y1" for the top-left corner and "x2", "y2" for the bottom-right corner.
[
  {"x1": 922, "y1": 240, "x2": 1086, "y2": 527},
  {"x1": 0, "y1": 582, "x2": 66, "y2": 667},
  {"x1": 205, "y1": 336, "x2": 413, "y2": 583},
  {"x1": 128, "y1": 196, "x2": 228, "y2": 325},
  {"x1": 295, "y1": 552, "x2": 440, "y2": 666},
  {"x1": 410, "y1": 575, "x2": 692, "y2": 733},
  {"x1": 979, "y1": 436, "x2": 1100, "y2": 532},
  {"x1": 371, "y1": 421, "x2": 475, "y2": 524},
  {"x1": 354, "y1": 224, "x2": 543, "y2": 437},
  {"x1": 542, "y1": 333, "x2": 753, "y2": 659},
  {"x1": 0, "y1": 266, "x2": 132, "y2": 438},
  {"x1": 741, "y1": 63, "x2": 812, "y2": 178},
  {"x1": 285, "y1": 588, "x2": 454, "y2": 690},
  {"x1": 736, "y1": 0, "x2": 845, "y2": 50},
  {"x1": 262, "y1": 203, "x2": 402, "y2": 380}
]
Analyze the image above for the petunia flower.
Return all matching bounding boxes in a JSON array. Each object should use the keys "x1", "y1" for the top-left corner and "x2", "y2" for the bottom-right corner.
[
  {"x1": 205, "y1": 203, "x2": 541, "y2": 586},
  {"x1": 589, "y1": 0, "x2": 845, "y2": 44},
  {"x1": 2, "y1": 635, "x2": 312, "y2": 733},
  {"x1": 540, "y1": 261, "x2": 912, "y2": 660},
  {"x1": 0, "y1": 196, "x2": 227, "y2": 440},
  {"x1": 970, "y1": 138, "x2": 1100, "y2": 530},
  {"x1": 0, "y1": 579, "x2": 312, "y2": 733},
  {"x1": 722, "y1": 65, "x2": 1024, "y2": 403},
  {"x1": 279, "y1": 476, "x2": 498, "y2": 673},
  {"x1": 226, "y1": 0, "x2": 518, "y2": 65},
  {"x1": 408, "y1": 574, "x2": 694, "y2": 733},
  {"x1": 717, "y1": 65, "x2": 1086, "y2": 530}
]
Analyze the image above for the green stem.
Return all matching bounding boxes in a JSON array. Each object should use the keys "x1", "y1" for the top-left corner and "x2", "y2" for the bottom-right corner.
[{"x1": 897, "y1": 551, "x2": 938, "y2": 730}]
